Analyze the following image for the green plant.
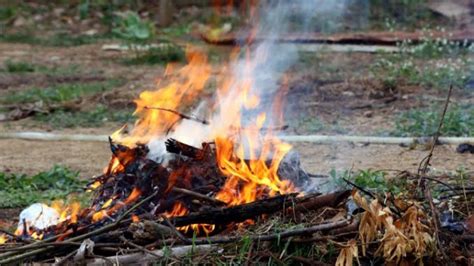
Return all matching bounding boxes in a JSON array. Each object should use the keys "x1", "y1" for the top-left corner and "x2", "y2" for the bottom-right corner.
[
  {"x1": 3, "y1": 60, "x2": 35, "y2": 72},
  {"x1": 0, "y1": 166, "x2": 89, "y2": 208},
  {"x1": 113, "y1": 11, "x2": 156, "y2": 58},
  {"x1": 2, "y1": 80, "x2": 123, "y2": 104},
  {"x1": 0, "y1": 32, "x2": 107, "y2": 47},
  {"x1": 122, "y1": 45, "x2": 185, "y2": 65},
  {"x1": 393, "y1": 105, "x2": 474, "y2": 137},
  {"x1": 330, "y1": 169, "x2": 404, "y2": 194},
  {"x1": 297, "y1": 116, "x2": 325, "y2": 133},
  {"x1": 34, "y1": 105, "x2": 135, "y2": 128},
  {"x1": 371, "y1": 36, "x2": 472, "y2": 89}
]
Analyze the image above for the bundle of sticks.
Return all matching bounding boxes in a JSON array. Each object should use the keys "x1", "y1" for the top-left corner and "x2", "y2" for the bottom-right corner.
[{"x1": 0, "y1": 190, "x2": 352, "y2": 264}]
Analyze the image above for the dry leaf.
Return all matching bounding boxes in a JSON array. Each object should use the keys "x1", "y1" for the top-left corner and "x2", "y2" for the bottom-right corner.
[{"x1": 335, "y1": 239, "x2": 359, "y2": 266}]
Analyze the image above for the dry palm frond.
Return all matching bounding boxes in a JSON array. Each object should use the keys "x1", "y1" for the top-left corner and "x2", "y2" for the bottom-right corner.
[{"x1": 335, "y1": 239, "x2": 359, "y2": 266}]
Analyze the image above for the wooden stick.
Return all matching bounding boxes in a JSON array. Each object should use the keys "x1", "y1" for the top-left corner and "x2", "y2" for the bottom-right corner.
[
  {"x1": 86, "y1": 244, "x2": 216, "y2": 265},
  {"x1": 188, "y1": 220, "x2": 349, "y2": 245},
  {"x1": 144, "y1": 106, "x2": 209, "y2": 125},
  {"x1": 168, "y1": 194, "x2": 298, "y2": 227},
  {"x1": 171, "y1": 187, "x2": 225, "y2": 206},
  {"x1": 417, "y1": 84, "x2": 453, "y2": 262},
  {"x1": 119, "y1": 236, "x2": 162, "y2": 259}
]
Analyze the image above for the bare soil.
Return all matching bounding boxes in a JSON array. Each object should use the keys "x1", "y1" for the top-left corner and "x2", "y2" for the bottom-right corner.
[{"x1": 0, "y1": 42, "x2": 472, "y2": 179}]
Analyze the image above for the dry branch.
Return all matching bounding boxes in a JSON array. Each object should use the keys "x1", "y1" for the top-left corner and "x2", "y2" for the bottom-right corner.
[
  {"x1": 85, "y1": 244, "x2": 216, "y2": 265},
  {"x1": 168, "y1": 193, "x2": 298, "y2": 227},
  {"x1": 187, "y1": 220, "x2": 350, "y2": 245}
]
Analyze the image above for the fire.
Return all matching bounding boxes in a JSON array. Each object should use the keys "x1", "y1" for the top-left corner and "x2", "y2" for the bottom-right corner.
[
  {"x1": 0, "y1": 234, "x2": 6, "y2": 244},
  {"x1": 101, "y1": 45, "x2": 297, "y2": 233},
  {"x1": 92, "y1": 188, "x2": 142, "y2": 222},
  {"x1": 15, "y1": 44, "x2": 297, "y2": 241},
  {"x1": 165, "y1": 202, "x2": 215, "y2": 235},
  {"x1": 111, "y1": 50, "x2": 211, "y2": 148}
]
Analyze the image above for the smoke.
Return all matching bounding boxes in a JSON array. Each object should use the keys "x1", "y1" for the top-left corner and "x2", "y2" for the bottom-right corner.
[
  {"x1": 213, "y1": 0, "x2": 352, "y2": 132},
  {"x1": 148, "y1": 0, "x2": 353, "y2": 162}
]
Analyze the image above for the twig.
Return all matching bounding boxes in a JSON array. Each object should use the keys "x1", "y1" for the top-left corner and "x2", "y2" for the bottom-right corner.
[
  {"x1": 160, "y1": 215, "x2": 192, "y2": 244},
  {"x1": 185, "y1": 220, "x2": 349, "y2": 245},
  {"x1": 0, "y1": 228, "x2": 32, "y2": 244},
  {"x1": 417, "y1": 84, "x2": 453, "y2": 261},
  {"x1": 418, "y1": 84, "x2": 453, "y2": 181},
  {"x1": 171, "y1": 187, "x2": 225, "y2": 206},
  {"x1": 342, "y1": 178, "x2": 377, "y2": 200},
  {"x1": 86, "y1": 244, "x2": 216, "y2": 265},
  {"x1": 119, "y1": 236, "x2": 162, "y2": 259},
  {"x1": 144, "y1": 106, "x2": 209, "y2": 125},
  {"x1": 342, "y1": 178, "x2": 402, "y2": 217}
]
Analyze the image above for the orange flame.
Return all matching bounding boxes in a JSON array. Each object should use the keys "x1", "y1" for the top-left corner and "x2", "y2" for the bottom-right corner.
[
  {"x1": 0, "y1": 234, "x2": 6, "y2": 244},
  {"x1": 165, "y1": 202, "x2": 215, "y2": 235},
  {"x1": 111, "y1": 50, "x2": 211, "y2": 147}
]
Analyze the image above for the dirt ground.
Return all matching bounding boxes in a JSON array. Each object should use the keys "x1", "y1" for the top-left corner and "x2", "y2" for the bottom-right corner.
[
  {"x1": 0, "y1": 37, "x2": 473, "y2": 179},
  {"x1": 0, "y1": 138, "x2": 472, "y2": 179}
]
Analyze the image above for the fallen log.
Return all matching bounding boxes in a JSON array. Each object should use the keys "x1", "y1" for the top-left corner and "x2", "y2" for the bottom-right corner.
[
  {"x1": 168, "y1": 193, "x2": 298, "y2": 227},
  {"x1": 167, "y1": 191, "x2": 349, "y2": 227}
]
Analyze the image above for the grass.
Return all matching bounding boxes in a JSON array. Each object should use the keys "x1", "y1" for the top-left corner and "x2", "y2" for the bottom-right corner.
[
  {"x1": 1, "y1": 60, "x2": 83, "y2": 76},
  {"x1": 370, "y1": 36, "x2": 472, "y2": 90},
  {"x1": 392, "y1": 104, "x2": 474, "y2": 137},
  {"x1": 3, "y1": 59, "x2": 35, "y2": 72},
  {"x1": 0, "y1": 166, "x2": 89, "y2": 208},
  {"x1": 0, "y1": 32, "x2": 108, "y2": 47},
  {"x1": 121, "y1": 45, "x2": 185, "y2": 65},
  {"x1": 330, "y1": 169, "x2": 405, "y2": 195},
  {"x1": 2, "y1": 79, "x2": 123, "y2": 104},
  {"x1": 34, "y1": 105, "x2": 135, "y2": 128}
]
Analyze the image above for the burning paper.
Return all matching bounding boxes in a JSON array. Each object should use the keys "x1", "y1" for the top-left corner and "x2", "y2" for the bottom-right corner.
[{"x1": 16, "y1": 203, "x2": 60, "y2": 237}]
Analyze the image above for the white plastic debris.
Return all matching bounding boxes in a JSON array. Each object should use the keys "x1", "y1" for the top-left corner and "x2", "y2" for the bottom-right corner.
[{"x1": 16, "y1": 203, "x2": 60, "y2": 235}]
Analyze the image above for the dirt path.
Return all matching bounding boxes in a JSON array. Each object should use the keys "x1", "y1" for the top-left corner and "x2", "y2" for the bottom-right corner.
[{"x1": 1, "y1": 138, "x2": 471, "y2": 179}]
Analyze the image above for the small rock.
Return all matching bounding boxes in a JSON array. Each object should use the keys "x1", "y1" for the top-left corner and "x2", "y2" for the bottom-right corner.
[
  {"x1": 456, "y1": 143, "x2": 474, "y2": 154},
  {"x1": 84, "y1": 29, "x2": 98, "y2": 36},
  {"x1": 53, "y1": 8, "x2": 65, "y2": 16},
  {"x1": 33, "y1": 14, "x2": 43, "y2": 21},
  {"x1": 13, "y1": 16, "x2": 27, "y2": 27},
  {"x1": 363, "y1": 110, "x2": 373, "y2": 118},
  {"x1": 464, "y1": 215, "x2": 474, "y2": 233},
  {"x1": 342, "y1": 91, "x2": 354, "y2": 97}
]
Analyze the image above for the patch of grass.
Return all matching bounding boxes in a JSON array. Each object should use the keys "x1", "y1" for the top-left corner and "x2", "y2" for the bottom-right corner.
[
  {"x1": 297, "y1": 116, "x2": 325, "y2": 133},
  {"x1": 392, "y1": 105, "x2": 474, "y2": 137},
  {"x1": 45, "y1": 33, "x2": 107, "y2": 47},
  {"x1": 1, "y1": 60, "x2": 83, "y2": 76},
  {"x1": 0, "y1": 166, "x2": 88, "y2": 208},
  {"x1": 161, "y1": 24, "x2": 192, "y2": 38},
  {"x1": 34, "y1": 105, "x2": 135, "y2": 128},
  {"x1": 0, "y1": 32, "x2": 108, "y2": 47},
  {"x1": 2, "y1": 80, "x2": 123, "y2": 104},
  {"x1": 330, "y1": 169, "x2": 405, "y2": 195},
  {"x1": 367, "y1": 0, "x2": 439, "y2": 31},
  {"x1": 370, "y1": 36, "x2": 472, "y2": 89},
  {"x1": 3, "y1": 59, "x2": 35, "y2": 72},
  {"x1": 122, "y1": 45, "x2": 185, "y2": 65}
]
